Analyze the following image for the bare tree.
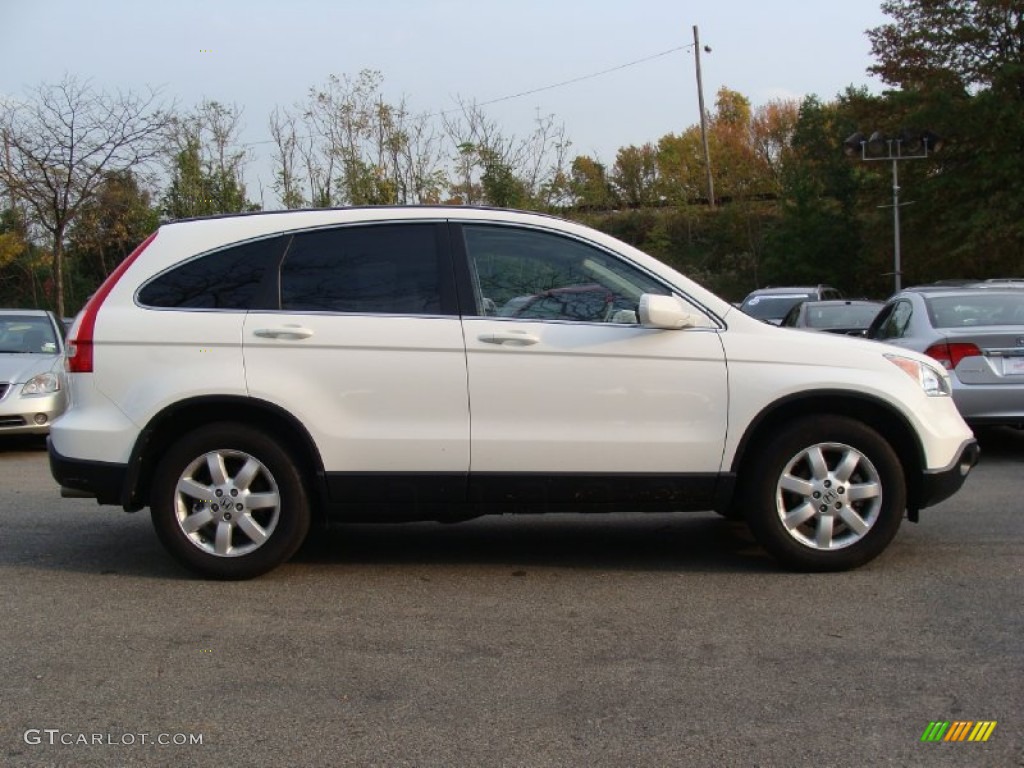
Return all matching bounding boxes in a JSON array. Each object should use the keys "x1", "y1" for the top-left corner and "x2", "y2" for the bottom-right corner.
[
  {"x1": 162, "y1": 100, "x2": 254, "y2": 218},
  {"x1": 268, "y1": 106, "x2": 305, "y2": 209},
  {"x1": 0, "y1": 75, "x2": 168, "y2": 317},
  {"x1": 441, "y1": 99, "x2": 571, "y2": 208},
  {"x1": 284, "y1": 71, "x2": 448, "y2": 207}
]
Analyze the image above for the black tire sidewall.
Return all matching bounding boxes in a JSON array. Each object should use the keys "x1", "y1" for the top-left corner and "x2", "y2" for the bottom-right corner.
[
  {"x1": 150, "y1": 422, "x2": 311, "y2": 579},
  {"x1": 744, "y1": 415, "x2": 906, "y2": 572}
]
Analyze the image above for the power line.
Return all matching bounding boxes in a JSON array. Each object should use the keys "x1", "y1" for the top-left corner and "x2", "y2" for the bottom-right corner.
[
  {"x1": 240, "y1": 44, "x2": 693, "y2": 148},
  {"x1": 440, "y1": 44, "x2": 692, "y2": 114}
]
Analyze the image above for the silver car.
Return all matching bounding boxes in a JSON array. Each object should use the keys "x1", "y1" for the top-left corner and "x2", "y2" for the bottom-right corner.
[
  {"x1": 740, "y1": 285, "x2": 843, "y2": 325},
  {"x1": 867, "y1": 287, "x2": 1024, "y2": 427},
  {"x1": 0, "y1": 309, "x2": 68, "y2": 435}
]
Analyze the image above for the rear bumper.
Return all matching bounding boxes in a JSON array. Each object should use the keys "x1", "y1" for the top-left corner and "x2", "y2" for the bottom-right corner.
[
  {"x1": 953, "y1": 384, "x2": 1024, "y2": 428},
  {"x1": 48, "y1": 438, "x2": 128, "y2": 506},
  {"x1": 913, "y1": 438, "x2": 980, "y2": 511}
]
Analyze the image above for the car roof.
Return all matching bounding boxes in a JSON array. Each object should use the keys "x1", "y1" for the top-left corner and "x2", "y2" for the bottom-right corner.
[
  {"x1": 797, "y1": 299, "x2": 880, "y2": 307},
  {"x1": 899, "y1": 287, "x2": 1023, "y2": 298},
  {"x1": 0, "y1": 308, "x2": 52, "y2": 316},
  {"x1": 169, "y1": 204, "x2": 566, "y2": 226},
  {"x1": 745, "y1": 286, "x2": 831, "y2": 296}
]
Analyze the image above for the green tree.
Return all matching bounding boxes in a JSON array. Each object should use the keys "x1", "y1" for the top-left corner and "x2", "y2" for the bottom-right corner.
[
  {"x1": 567, "y1": 155, "x2": 616, "y2": 210},
  {"x1": 479, "y1": 150, "x2": 528, "y2": 208},
  {"x1": 610, "y1": 144, "x2": 660, "y2": 208},
  {"x1": 867, "y1": 0, "x2": 1024, "y2": 276},
  {"x1": 67, "y1": 170, "x2": 158, "y2": 307},
  {"x1": 655, "y1": 131, "x2": 703, "y2": 205},
  {"x1": 763, "y1": 96, "x2": 865, "y2": 291}
]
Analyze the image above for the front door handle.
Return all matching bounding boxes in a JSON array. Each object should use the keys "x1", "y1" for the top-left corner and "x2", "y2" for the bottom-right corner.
[
  {"x1": 253, "y1": 326, "x2": 315, "y2": 340},
  {"x1": 477, "y1": 331, "x2": 540, "y2": 347}
]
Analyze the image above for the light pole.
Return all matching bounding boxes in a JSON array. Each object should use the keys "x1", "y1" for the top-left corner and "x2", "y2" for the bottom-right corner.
[{"x1": 843, "y1": 130, "x2": 942, "y2": 293}]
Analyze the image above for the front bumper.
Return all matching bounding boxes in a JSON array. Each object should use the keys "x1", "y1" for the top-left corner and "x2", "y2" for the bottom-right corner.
[
  {"x1": 0, "y1": 389, "x2": 67, "y2": 435},
  {"x1": 912, "y1": 438, "x2": 980, "y2": 513}
]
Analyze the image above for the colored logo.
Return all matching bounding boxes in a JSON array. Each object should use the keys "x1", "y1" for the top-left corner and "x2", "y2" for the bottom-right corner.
[{"x1": 921, "y1": 721, "x2": 997, "y2": 742}]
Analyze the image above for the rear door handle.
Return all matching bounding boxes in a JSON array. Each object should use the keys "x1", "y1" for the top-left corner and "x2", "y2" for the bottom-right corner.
[
  {"x1": 253, "y1": 326, "x2": 315, "y2": 340},
  {"x1": 477, "y1": 331, "x2": 540, "y2": 346}
]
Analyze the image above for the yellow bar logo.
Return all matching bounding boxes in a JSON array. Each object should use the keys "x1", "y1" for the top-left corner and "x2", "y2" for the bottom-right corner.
[{"x1": 921, "y1": 721, "x2": 997, "y2": 742}]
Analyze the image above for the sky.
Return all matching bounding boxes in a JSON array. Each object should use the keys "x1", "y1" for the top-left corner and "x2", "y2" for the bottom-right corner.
[{"x1": 1, "y1": 0, "x2": 894, "y2": 206}]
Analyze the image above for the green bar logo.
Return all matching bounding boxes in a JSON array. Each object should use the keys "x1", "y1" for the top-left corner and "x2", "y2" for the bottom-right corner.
[{"x1": 921, "y1": 721, "x2": 996, "y2": 743}]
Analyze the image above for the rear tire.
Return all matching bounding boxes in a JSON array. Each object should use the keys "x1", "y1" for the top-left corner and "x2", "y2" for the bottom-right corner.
[
  {"x1": 742, "y1": 415, "x2": 905, "y2": 572},
  {"x1": 150, "y1": 422, "x2": 311, "y2": 579}
]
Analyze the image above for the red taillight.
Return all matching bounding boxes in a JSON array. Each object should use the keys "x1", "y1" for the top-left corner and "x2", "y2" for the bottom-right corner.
[
  {"x1": 66, "y1": 231, "x2": 158, "y2": 373},
  {"x1": 924, "y1": 341, "x2": 982, "y2": 370}
]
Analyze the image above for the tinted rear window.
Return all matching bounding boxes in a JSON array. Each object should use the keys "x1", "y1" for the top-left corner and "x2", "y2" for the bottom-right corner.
[
  {"x1": 138, "y1": 235, "x2": 287, "y2": 309},
  {"x1": 926, "y1": 293, "x2": 1024, "y2": 328},
  {"x1": 280, "y1": 224, "x2": 441, "y2": 314}
]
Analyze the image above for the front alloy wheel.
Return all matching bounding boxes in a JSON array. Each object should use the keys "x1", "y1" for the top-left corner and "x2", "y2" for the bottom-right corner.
[
  {"x1": 775, "y1": 441, "x2": 882, "y2": 551},
  {"x1": 744, "y1": 415, "x2": 906, "y2": 571}
]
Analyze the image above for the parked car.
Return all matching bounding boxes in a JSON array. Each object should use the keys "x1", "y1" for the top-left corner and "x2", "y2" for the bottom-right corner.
[
  {"x1": 979, "y1": 278, "x2": 1024, "y2": 286},
  {"x1": 867, "y1": 286, "x2": 1024, "y2": 428},
  {"x1": 49, "y1": 208, "x2": 977, "y2": 579},
  {"x1": 780, "y1": 300, "x2": 884, "y2": 336},
  {"x1": 740, "y1": 285, "x2": 843, "y2": 325},
  {"x1": 0, "y1": 308, "x2": 68, "y2": 435}
]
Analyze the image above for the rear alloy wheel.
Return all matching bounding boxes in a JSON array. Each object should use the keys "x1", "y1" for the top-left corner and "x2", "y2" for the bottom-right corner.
[
  {"x1": 151, "y1": 423, "x2": 311, "y2": 579},
  {"x1": 743, "y1": 416, "x2": 906, "y2": 571}
]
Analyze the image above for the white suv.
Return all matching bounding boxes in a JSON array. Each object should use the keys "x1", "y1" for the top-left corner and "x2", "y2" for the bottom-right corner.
[{"x1": 49, "y1": 207, "x2": 979, "y2": 579}]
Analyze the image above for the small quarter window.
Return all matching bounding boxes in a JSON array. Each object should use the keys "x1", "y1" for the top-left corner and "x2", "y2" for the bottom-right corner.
[{"x1": 138, "y1": 235, "x2": 286, "y2": 309}]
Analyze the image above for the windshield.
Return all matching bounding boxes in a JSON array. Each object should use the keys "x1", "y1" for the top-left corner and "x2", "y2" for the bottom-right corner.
[
  {"x1": 0, "y1": 315, "x2": 60, "y2": 354},
  {"x1": 742, "y1": 294, "x2": 813, "y2": 320}
]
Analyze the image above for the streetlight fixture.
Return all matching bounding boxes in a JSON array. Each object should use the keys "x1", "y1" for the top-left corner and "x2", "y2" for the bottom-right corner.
[{"x1": 843, "y1": 130, "x2": 943, "y2": 293}]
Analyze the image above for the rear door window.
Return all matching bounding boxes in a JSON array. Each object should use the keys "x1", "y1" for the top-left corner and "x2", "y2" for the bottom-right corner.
[{"x1": 279, "y1": 224, "x2": 446, "y2": 315}]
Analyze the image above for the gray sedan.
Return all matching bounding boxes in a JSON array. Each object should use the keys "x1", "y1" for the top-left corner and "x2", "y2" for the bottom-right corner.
[
  {"x1": 867, "y1": 287, "x2": 1024, "y2": 427},
  {"x1": 0, "y1": 309, "x2": 68, "y2": 435}
]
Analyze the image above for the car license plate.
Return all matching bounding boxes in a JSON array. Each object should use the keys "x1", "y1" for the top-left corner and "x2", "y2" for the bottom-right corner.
[{"x1": 1004, "y1": 357, "x2": 1024, "y2": 375}]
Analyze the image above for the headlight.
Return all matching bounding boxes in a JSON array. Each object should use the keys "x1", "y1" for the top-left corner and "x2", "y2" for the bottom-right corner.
[
  {"x1": 885, "y1": 354, "x2": 951, "y2": 396},
  {"x1": 21, "y1": 372, "x2": 62, "y2": 396}
]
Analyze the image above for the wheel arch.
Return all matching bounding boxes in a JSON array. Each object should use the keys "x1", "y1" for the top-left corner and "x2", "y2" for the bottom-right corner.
[
  {"x1": 122, "y1": 396, "x2": 327, "y2": 519},
  {"x1": 729, "y1": 391, "x2": 928, "y2": 512}
]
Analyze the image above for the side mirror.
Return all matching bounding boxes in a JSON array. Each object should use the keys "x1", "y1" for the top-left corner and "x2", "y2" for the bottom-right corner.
[{"x1": 639, "y1": 294, "x2": 697, "y2": 330}]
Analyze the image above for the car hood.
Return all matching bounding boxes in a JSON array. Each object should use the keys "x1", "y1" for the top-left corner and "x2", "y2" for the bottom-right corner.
[{"x1": 0, "y1": 353, "x2": 62, "y2": 383}]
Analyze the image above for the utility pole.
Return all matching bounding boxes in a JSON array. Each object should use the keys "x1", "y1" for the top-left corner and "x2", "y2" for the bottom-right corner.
[{"x1": 693, "y1": 25, "x2": 715, "y2": 209}]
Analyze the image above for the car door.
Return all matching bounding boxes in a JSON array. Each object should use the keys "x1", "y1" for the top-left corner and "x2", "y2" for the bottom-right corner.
[
  {"x1": 242, "y1": 221, "x2": 469, "y2": 509},
  {"x1": 453, "y1": 222, "x2": 728, "y2": 511}
]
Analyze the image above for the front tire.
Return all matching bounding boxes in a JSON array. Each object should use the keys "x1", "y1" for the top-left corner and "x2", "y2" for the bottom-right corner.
[
  {"x1": 150, "y1": 423, "x2": 311, "y2": 579},
  {"x1": 742, "y1": 416, "x2": 906, "y2": 572}
]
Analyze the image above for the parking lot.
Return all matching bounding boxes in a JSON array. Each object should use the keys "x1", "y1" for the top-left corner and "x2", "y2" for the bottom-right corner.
[{"x1": 1, "y1": 429, "x2": 1021, "y2": 767}]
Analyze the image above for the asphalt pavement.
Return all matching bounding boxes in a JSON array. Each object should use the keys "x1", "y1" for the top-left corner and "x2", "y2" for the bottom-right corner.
[{"x1": 1, "y1": 428, "x2": 1021, "y2": 767}]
